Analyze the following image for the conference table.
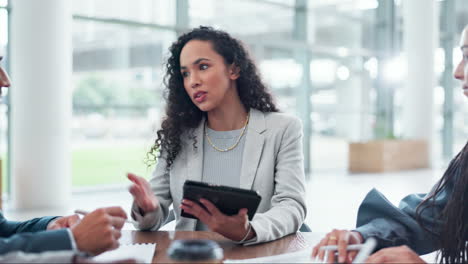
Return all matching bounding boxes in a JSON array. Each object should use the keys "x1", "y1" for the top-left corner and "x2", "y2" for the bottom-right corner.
[{"x1": 119, "y1": 230, "x2": 323, "y2": 263}]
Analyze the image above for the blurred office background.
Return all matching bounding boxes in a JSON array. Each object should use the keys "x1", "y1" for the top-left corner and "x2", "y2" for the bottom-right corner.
[{"x1": 0, "y1": 0, "x2": 467, "y2": 232}]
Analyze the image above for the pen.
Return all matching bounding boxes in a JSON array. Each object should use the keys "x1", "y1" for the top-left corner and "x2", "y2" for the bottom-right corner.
[
  {"x1": 319, "y1": 244, "x2": 364, "y2": 251},
  {"x1": 74, "y1": 209, "x2": 138, "y2": 225},
  {"x1": 352, "y1": 237, "x2": 377, "y2": 264}
]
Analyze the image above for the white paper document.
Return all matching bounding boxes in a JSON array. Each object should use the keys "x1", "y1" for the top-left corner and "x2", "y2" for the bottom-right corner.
[
  {"x1": 93, "y1": 243, "x2": 156, "y2": 263},
  {"x1": 225, "y1": 248, "x2": 439, "y2": 264},
  {"x1": 420, "y1": 251, "x2": 437, "y2": 263},
  {"x1": 224, "y1": 248, "x2": 320, "y2": 263}
]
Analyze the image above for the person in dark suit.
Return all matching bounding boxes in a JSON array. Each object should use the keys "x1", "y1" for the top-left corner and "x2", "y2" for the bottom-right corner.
[
  {"x1": 311, "y1": 25, "x2": 468, "y2": 264},
  {"x1": 0, "y1": 56, "x2": 130, "y2": 262}
]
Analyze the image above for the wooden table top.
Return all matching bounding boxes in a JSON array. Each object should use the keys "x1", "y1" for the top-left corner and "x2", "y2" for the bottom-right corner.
[{"x1": 119, "y1": 230, "x2": 323, "y2": 263}]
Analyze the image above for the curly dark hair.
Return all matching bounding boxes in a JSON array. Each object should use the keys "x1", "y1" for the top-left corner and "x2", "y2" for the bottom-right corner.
[
  {"x1": 148, "y1": 26, "x2": 278, "y2": 170},
  {"x1": 416, "y1": 140, "x2": 468, "y2": 264}
]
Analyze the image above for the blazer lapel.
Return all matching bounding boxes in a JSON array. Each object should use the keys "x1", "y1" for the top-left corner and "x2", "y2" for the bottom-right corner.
[
  {"x1": 184, "y1": 118, "x2": 205, "y2": 231},
  {"x1": 186, "y1": 118, "x2": 205, "y2": 183},
  {"x1": 240, "y1": 109, "x2": 266, "y2": 190}
]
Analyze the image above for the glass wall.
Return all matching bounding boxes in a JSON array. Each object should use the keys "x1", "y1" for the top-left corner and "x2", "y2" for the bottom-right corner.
[
  {"x1": 187, "y1": 0, "x2": 378, "y2": 172},
  {"x1": 74, "y1": 0, "x2": 175, "y2": 26},
  {"x1": 71, "y1": 0, "x2": 177, "y2": 187},
  {"x1": 189, "y1": 0, "x2": 295, "y2": 37},
  {"x1": 306, "y1": 2, "x2": 377, "y2": 172},
  {"x1": 1, "y1": 0, "x2": 467, "y2": 190},
  {"x1": 390, "y1": 0, "x2": 468, "y2": 163}
]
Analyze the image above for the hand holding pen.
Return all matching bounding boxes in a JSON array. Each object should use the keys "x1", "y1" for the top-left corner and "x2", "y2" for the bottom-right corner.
[
  {"x1": 312, "y1": 229, "x2": 364, "y2": 263},
  {"x1": 71, "y1": 207, "x2": 128, "y2": 256},
  {"x1": 75, "y1": 209, "x2": 138, "y2": 226},
  {"x1": 312, "y1": 236, "x2": 376, "y2": 264}
]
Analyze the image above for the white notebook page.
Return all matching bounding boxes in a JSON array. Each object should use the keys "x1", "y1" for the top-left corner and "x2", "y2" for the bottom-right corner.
[{"x1": 93, "y1": 243, "x2": 156, "y2": 263}]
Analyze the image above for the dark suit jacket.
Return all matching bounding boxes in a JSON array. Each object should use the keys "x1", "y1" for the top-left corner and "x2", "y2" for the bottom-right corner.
[{"x1": 0, "y1": 212, "x2": 73, "y2": 254}]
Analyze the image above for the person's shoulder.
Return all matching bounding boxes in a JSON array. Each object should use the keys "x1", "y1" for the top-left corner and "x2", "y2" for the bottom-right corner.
[
  {"x1": 256, "y1": 111, "x2": 302, "y2": 144},
  {"x1": 263, "y1": 111, "x2": 302, "y2": 130}
]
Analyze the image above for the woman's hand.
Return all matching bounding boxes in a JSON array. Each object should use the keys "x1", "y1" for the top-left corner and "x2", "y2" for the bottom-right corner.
[
  {"x1": 311, "y1": 229, "x2": 363, "y2": 263},
  {"x1": 180, "y1": 198, "x2": 255, "y2": 242},
  {"x1": 366, "y1": 246, "x2": 426, "y2": 263},
  {"x1": 127, "y1": 173, "x2": 159, "y2": 213}
]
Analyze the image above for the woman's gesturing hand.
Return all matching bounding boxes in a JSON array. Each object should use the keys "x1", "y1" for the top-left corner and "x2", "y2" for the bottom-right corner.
[
  {"x1": 311, "y1": 229, "x2": 364, "y2": 263},
  {"x1": 127, "y1": 173, "x2": 159, "y2": 213},
  {"x1": 180, "y1": 198, "x2": 255, "y2": 242}
]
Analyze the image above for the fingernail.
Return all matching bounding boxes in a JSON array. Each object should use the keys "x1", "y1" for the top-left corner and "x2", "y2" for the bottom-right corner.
[{"x1": 339, "y1": 256, "x2": 345, "y2": 263}]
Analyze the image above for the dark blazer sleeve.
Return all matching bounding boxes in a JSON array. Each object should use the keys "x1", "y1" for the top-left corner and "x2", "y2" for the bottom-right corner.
[
  {"x1": 0, "y1": 212, "x2": 57, "y2": 236},
  {"x1": 354, "y1": 187, "x2": 447, "y2": 255},
  {"x1": 0, "y1": 212, "x2": 73, "y2": 254}
]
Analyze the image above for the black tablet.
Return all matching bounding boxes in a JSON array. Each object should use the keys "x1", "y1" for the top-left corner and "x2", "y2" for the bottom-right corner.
[{"x1": 181, "y1": 180, "x2": 262, "y2": 220}]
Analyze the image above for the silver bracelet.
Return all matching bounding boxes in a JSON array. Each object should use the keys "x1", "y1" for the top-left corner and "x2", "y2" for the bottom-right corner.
[{"x1": 236, "y1": 222, "x2": 252, "y2": 244}]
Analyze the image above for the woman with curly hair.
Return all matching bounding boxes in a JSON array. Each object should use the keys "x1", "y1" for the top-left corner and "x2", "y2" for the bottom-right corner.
[
  {"x1": 127, "y1": 26, "x2": 307, "y2": 244},
  {"x1": 312, "y1": 25, "x2": 468, "y2": 264}
]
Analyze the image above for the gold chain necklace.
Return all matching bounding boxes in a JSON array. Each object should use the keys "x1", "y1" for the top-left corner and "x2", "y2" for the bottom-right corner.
[{"x1": 205, "y1": 113, "x2": 250, "y2": 152}]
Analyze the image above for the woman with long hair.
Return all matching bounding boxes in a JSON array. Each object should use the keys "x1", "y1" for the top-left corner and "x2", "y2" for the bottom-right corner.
[
  {"x1": 127, "y1": 26, "x2": 306, "y2": 244},
  {"x1": 311, "y1": 25, "x2": 468, "y2": 264}
]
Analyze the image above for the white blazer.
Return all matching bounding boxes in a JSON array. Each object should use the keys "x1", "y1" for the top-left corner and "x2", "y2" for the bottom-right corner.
[{"x1": 132, "y1": 109, "x2": 307, "y2": 244}]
